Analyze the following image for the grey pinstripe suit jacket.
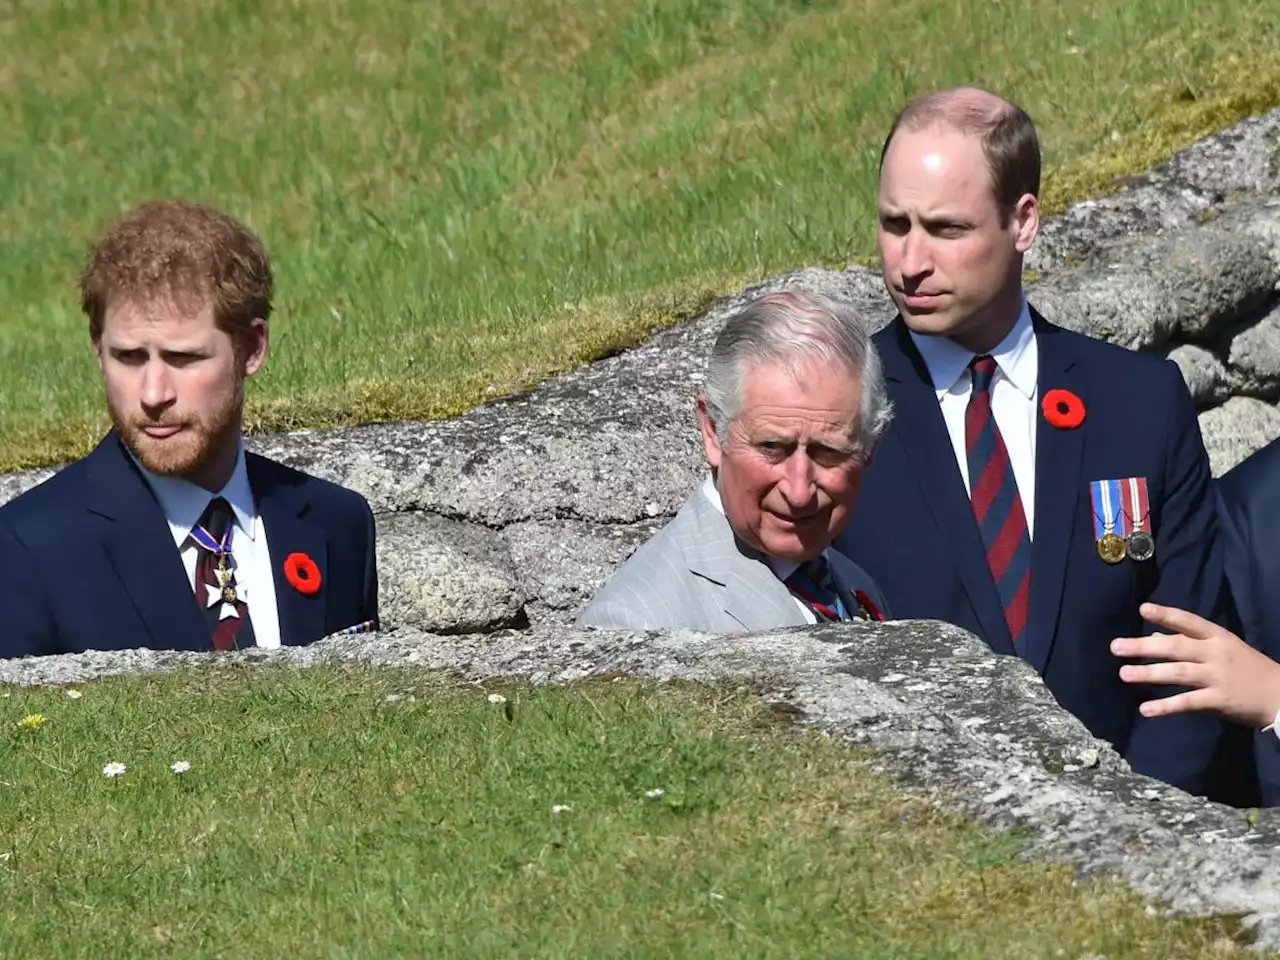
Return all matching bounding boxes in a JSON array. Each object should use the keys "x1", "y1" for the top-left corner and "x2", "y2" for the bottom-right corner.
[{"x1": 575, "y1": 484, "x2": 888, "y2": 633}]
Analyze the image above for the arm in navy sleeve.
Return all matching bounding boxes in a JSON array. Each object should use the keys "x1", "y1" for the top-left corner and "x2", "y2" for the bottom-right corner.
[{"x1": 1123, "y1": 362, "x2": 1228, "y2": 794}]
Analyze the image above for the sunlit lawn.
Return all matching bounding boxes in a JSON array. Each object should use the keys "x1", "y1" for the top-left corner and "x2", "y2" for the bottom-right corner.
[
  {"x1": 1, "y1": 0, "x2": 1277, "y2": 469},
  {"x1": 0, "y1": 669, "x2": 1260, "y2": 958}
]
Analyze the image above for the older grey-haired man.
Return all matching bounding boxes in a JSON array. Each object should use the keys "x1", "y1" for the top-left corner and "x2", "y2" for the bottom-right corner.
[{"x1": 576, "y1": 289, "x2": 893, "y2": 633}]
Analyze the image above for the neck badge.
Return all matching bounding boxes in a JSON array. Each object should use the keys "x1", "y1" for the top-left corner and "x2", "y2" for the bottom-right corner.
[{"x1": 192, "y1": 517, "x2": 245, "y2": 619}]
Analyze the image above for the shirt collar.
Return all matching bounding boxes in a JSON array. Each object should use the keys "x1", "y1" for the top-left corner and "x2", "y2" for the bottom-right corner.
[
  {"x1": 701, "y1": 475, "x2": 804, "y2": 583},
  {"x1": 132, "y1": 444, "x2": 257, "y2": 550},
  {"x1": 907, "y1": 299, "x2": 1037, "y2": 400}
]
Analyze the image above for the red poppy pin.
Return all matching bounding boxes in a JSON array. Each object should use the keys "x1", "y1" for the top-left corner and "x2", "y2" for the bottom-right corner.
[
  {"x1": 284, "y1": 552, "x2": 322, "y2": 596},
  {"x1": 854, "y1": 590, "x2": 886, "y2": 622},
  {"x1": 1042, "y1": 388, "x2": 1086, "y2": 429}
]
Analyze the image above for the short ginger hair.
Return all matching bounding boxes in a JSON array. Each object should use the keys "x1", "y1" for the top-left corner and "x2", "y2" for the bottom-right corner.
[{"x1": 81, "y1": 200, "x2": 273, "y2": 352}]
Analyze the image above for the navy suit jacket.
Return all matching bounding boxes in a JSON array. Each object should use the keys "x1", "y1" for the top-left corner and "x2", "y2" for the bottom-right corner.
[
  {"x1": 0, "y1": 432, "x2": 378, "y2": 658},
  {"x1": 836, "y1": 312, "x2": 1228, "y2": 793},
  {"x1": 1218, "y1": 438, "x2": 1280, "y2": 805}
]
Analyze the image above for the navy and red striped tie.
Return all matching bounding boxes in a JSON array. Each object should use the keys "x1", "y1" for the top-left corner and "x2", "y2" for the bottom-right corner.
[{"x1": 965, "y1": 356, "x2": 1031, "y2": 646}]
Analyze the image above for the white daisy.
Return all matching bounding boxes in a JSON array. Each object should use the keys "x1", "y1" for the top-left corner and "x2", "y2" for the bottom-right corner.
[
  {"x1": 170, "y1": 760, "x2": 191, "y2": 775},
  {"x1": 487, "y1": 693, "x2": 507, "y2": 704},
  {"x1": 644, "y1": 788, "x2": 665, "y2": 799},
  {"x1": 65, "y1": 689, "x2": 83, "y2": 700},
  {"x1": 551, "y1": 804, "x2": 571, "y2": 815},
  {"x1": 102, "y1": 762, "x2": 127, "y2": 779}
]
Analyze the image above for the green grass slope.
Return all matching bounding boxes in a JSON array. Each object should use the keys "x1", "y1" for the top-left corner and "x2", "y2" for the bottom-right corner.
[{"x1": 0, "y1": 0, "x2": 1276, "y2": 471}]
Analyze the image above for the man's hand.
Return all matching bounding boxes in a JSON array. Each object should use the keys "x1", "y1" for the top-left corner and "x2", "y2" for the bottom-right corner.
[{"x1": 1111, "y1": 602, "x2": 1280, "y2": 728}]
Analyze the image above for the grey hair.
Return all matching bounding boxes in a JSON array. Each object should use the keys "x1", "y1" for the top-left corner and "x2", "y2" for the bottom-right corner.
[{"x1": 701, "y1": 289, "x2": 894, "y2": 458}]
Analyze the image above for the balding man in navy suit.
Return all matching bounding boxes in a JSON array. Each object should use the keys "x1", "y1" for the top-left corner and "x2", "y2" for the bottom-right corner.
[{"x1": 835, "y1": 88, "x2": 1229, "y2": 795}]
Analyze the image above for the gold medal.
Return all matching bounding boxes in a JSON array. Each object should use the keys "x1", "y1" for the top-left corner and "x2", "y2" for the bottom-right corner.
[
  {"x1": 1097, "y1": 532, "x2": 1126, "y2": 564},
  {"x1": 221, "y1": 584, "x2": 238, "y2": 604}
]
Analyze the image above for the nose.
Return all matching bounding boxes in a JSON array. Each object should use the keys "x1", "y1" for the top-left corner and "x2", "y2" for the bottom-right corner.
[
  {"x1": 139, "y1": 360, "x2": 176, "y2": 412},
  {"x1": 899, "y1": 229, "x2": 933, "y2": 281},
  {"x1": 779, "y1": 451, "x2": 818, "y2": 509}
]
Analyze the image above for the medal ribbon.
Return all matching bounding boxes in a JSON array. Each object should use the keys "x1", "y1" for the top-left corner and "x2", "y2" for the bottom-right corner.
[
  {"x1": 1089, "y1": 481, "x2": 1105, "y2": 540},
  {"x1": 1111, "y1": 479, "x2": 1130, "y2": 537},
  {"x1": 190, "y1": 517, "x2": 235, "y2": 557},
  {"x1": 1092, "y1": 479, "x2": 1135, "y2": 539},
  {"x1": 1125, "y1": 477, "x2": 1150, "y2": 533},
  {"x1": 1091, "y1": 480, "x2": 1122, "y2": 539}
]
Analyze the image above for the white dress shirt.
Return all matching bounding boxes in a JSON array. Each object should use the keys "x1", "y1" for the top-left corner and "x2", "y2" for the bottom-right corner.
[
  {"x1": 135, "y1": 445, "x2": 283, "y2": 648},
  {"x1": 907, "y1": 301, "x2": 1039, "y2": 537},
  {"x1": 702, "y1": 477, "x2": 822, "y2": 624}
]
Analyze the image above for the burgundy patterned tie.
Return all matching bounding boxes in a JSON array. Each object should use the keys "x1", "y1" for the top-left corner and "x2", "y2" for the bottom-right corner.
[
  {"x1": 192, "y1": 497, "x2": 256, "y2": 651},
  {"x1": 965, "y1": 356, "x2": 1031, "y2": 646},
  {"x1": 786, "y1": 556, "x2": 848, "y2": 622}
]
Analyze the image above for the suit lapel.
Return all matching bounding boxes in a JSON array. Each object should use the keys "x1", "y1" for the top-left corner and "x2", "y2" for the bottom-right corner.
[
  {"x1": 249, "y1": 456, "x2": 329, "y2": 646},
  {"x1": 880, "y1": 322, "x2": 1015, "y2": 653},
  {"x1": 1025, "y1": 313, "x2": 1085, "y2": 673},
  {"x1": 682, "y1": 491, "x2": 807, "y2": 632},
  {"x1": 85, "y1": 433, "x2": 211, "y2": 651}
]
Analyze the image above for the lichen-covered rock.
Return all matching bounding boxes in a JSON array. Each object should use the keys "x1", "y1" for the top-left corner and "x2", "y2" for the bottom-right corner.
[
  {"x1": 1165, "y1": 343, "x2": 1234, "y2": 406},
  {"x1": 1028, "y1": 218, "x2": 1277, "y2": 350},
  {"x1": 1198, "y1": 396, "x2": 1280, "y2": 476},
  {"x1": 1027, "y1": 107, "x2": 1280, "y2": 272},
  {"x1": 502, "y1": 517, "x2": 665, "y2": 618},
  {"x1": 1228, "y1": 304, "x2": 1280, "y2": 399},
  {"x1": 375, "y1": 512, "x2": 526, "y2": 633}
]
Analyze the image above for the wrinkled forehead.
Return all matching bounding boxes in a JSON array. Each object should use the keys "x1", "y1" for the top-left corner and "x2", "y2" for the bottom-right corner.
[{"x1": 734, "y1": 359, "x2": 862, "y2": 437}]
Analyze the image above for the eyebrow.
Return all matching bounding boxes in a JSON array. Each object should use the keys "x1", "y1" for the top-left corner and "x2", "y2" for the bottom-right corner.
[
  {"x1": 754, "y1": 434, "x2": 859, "y2": 455},
  {"x1": 106, "y1": 343, "x2": 209, "y2": 354}
]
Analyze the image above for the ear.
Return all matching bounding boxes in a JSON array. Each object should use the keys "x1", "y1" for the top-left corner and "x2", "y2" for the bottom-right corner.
[
  {"x1": 696, "y1": 396, "x2": 723, "y2": 470},
  {"x1": 243, "y1": 318, "x2": 270, "y2": 377},
  {"x1": 1012, "y1": 193, "x2": 1039, "y2": 253}
]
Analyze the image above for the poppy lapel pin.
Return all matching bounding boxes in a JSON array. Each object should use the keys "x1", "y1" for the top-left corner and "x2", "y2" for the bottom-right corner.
[
  {"x1": 1042, "y1": 388, "x2": 1085, "y2": 429},
  {"x1": 283, "y1": 552, "x2": 322, "y2": 596}
]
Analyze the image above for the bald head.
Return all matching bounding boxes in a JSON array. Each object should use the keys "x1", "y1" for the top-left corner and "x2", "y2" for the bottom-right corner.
[{"x1": 880, "y1": 86, "x2": 1040, "y2": 222}]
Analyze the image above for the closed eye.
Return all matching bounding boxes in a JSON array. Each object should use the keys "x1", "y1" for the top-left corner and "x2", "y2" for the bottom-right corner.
[
  {"x1": 161, "y1": 351, "x2": 208, "y2": 366},
  {"x1": 922, "y1": 218, "x2": 971, "y2": 238},
  {"x1": 756, "y1": 441, "x2": 795, "y2": 460},
  {"x1": 808, "y1": 444, "x2": 856, "y2": 468},
  {"x1": 879, "y1": 215, "x2": 910, "y2": 236},
  {"x1": 108, "y1": 347, "x2": 148, "y2": 365}
]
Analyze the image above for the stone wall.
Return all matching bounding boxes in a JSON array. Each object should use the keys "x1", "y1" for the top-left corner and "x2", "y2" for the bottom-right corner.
[
  {"x1": 4, "y1": 110, "x2": 1280, "y2": 945},
  {"x1": 3, "y1": 113, "x2": 1278, "y2": 633}
]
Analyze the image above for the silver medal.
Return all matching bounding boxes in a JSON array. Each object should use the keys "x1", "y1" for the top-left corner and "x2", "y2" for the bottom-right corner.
[{"x1": 1126, "y1": 529, "x2": 1155, "y2": 562}]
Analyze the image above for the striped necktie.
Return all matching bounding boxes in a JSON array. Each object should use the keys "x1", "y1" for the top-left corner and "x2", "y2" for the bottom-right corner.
[
  {"x1": 965, "y1": 355, "x2": 1032, "y2": 646},
  {"x1": 786, "y1": 555, "x2": 848, "y2": 622}
]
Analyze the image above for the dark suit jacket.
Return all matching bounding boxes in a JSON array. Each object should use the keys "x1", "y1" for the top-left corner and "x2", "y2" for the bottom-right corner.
[
  {"x1": 0, "y1": 431, "x2": 378, "y2": 658},
  {"x1": 1218, "y1": 438, "x2": 1280, "y2": 805},
  {"x1": 835, "y1": 311, "x2": 1228, "y2": 794}
]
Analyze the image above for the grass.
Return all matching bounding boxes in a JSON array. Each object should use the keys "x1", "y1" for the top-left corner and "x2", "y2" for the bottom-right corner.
[
  {"x1": 0, "y1": 668, "x2": 1261, "y2": 958},
  {"x1": 1, "y1": 0, "x2": 1278, "y2": 470}
]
